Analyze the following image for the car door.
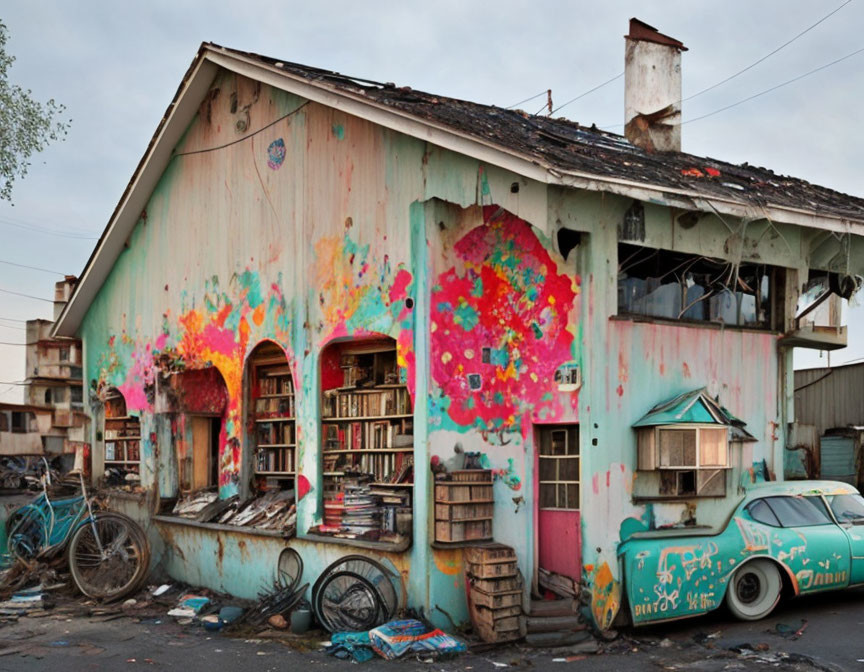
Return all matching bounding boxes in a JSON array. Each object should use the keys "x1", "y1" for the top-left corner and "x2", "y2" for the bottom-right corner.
[
  {"x1": 825, "y1": 492, "x2": 864, "y2": 586},
  {"x1": 749, "y1": 495, "x2": 851, "y2": 593}
]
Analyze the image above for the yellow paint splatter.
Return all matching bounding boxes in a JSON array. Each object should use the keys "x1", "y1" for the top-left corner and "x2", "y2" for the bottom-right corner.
[{"x1": 441, "y1": 352, "x2": 452, "y2": 364}]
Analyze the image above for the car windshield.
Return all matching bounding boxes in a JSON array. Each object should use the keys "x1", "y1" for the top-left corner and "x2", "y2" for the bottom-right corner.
[{"x1": 828, "y1": 493, "x2": 864, "y2": 523}]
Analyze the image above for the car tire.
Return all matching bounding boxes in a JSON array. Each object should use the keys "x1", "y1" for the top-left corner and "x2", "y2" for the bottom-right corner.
[{"x1": 726, "y1": 559, "x2": 782, "y2": 621}]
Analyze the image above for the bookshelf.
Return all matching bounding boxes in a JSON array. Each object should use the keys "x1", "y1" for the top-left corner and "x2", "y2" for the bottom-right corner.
[
  {"x1": 249, "y1": 345, "x2": 296, "y2": 482},
  {"x1": 317, "y1": 343, "x2": 414, "y2": 545},
  {"x1": 103, "y1": 394, "x2": 141, "y2": 475}
]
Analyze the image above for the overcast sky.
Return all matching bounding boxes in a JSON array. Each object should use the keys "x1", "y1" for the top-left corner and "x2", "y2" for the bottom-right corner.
[{"x1": 1, "y1": 0, "x2": 862, "y2": 403}]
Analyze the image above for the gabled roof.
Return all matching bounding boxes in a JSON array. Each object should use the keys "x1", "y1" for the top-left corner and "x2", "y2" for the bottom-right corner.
[
  {"x1": 633, "y1": 387, "x2": 756, "y2": 441},
  {"x1": 54, "y1": 43, "x2": 864, "y2": 337}
]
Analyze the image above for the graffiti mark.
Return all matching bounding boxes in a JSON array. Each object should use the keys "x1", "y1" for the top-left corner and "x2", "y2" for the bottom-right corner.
[
  {"x1": 430, "y1": 206, "x2": 578, "y2": 433},
  {"x1": 267, "y1": 138, "x2": 285, "y2": 169}
]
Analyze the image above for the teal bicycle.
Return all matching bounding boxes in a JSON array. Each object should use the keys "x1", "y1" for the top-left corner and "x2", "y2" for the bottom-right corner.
[{"x1": 2, "y1": 464, "x2": 149, "y2": 600}]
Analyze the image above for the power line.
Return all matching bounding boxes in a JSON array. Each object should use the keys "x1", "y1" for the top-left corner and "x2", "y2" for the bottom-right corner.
[
  {"x1": 0, "y1": 316, "x2": 28, "y2": 323},
  {"x1": 0, "y1": 381, "x2": 27, "y2": 386},
  {"x1": 0, "y1": 216, "x2": 98, "y2": 240},
  {"x1": 0, "y1": 323, "x2": 25, "y2": 331},
  {"x1": 552, "y1": 71, "x2": 624, "y2": 115},
  {"x1": 505, "y1": 90, "x2": 548, "y2": 110},
  {"x1": 0, "y1": 287, "x2": 54, "y2": 303},
  {"x1": 683, "y1": 0, "x2": 853, "y2": 103},
  {"x1": 174, "y1": 101, "x2": 310, "y2": 158},
  {"x1": 0, "y1": 341, "x2": 37, "y2": 346},
  {"x1": 681, "y1": 44, "x2": 864, "y2": 125},
  {"x1": 0, "y1": 259, "x2": 65, "y2": 275}
]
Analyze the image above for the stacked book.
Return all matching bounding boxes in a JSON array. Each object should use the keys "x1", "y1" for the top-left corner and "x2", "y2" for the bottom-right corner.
[{"x1": 339, "y1": 485, "x2": 382, "y2": 539}]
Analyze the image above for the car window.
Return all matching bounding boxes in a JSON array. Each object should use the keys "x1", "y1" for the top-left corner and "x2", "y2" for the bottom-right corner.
[
  {"x1": 747, "y1": 498, "x2": 781, "y2": 527},
  {"x1": 828, "y1": 494, "x2": 864, "y2": 523},
  {"x1": 763, "y1": 495, "x2": 833, "y2": 527}
]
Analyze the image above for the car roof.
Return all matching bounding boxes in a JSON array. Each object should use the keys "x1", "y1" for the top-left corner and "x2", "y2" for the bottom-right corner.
[{"x1": 742, "y1": 480, "x2": 859, "y2": 504}]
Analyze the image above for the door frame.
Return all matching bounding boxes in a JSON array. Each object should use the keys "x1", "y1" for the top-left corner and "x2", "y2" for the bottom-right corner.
[{"x1": 533, "y1": 423, "x2": 581, "y2": 591}]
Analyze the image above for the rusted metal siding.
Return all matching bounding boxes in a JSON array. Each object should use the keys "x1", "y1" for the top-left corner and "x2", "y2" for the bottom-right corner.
[{"x1": 795, "y1": 363, "x2": 864, "y2": 434}]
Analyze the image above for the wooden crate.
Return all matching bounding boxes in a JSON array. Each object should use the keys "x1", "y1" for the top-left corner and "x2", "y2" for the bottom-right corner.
[
  {"x1": 468, "y1": 560, "x2": 518, "y2": 579},
  {"x1": 434, "y1": 484, "x2": 493, "y2": 503},
  {"x1": 470, "y1": 586, "x2": 522, "y2": 609},
  {"x1": 435, "y1": 519, "x2": 493, "y2": 543},
  {"x1": 465, "y1": 544, "x2": 517, "y2": 565},
  {"x1": 435, "y1": 501, "x2": 494, "y2": 521},
  {"x1": 450, "y1": 469, "x2": 493, "y2": 483},
  {"x1": 470, "y1": 573, "x2": 522, "y2": 592}
]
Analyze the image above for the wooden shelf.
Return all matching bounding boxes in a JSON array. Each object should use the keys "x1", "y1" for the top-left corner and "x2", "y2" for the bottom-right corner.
[
  {"x1": 322, "y1": 414, "x2": 412, "y2": 422},
  {"x1": 106, "y1": 435, "x2": 141, "y2": 441},
  {"x1": 255, "y1": 417, "x2": 295, "y2": 423},
  {"x1": 371, "y1": 482, "x2": 414, "y2": 488},
  {"x1": 436, "y1": 498, "x2": 494, "y2": 504},
  {"x1": 258, "y1": 443, "x2": 296, "y2": 448},
  {"x1": 258, "y1": 393, "x2": 295, "y2": 399},
  {"x1": 323, "y1": 448, "x2": 413, "y2": 454},
  {"x1": 105, "y1": 416, "x2": 134, "y2": 421}
]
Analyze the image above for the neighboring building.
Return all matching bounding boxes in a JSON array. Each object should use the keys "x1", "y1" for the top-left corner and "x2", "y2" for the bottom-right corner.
[
  {"x1": 51, "y1": 20, "x2": 864, "y2": 630},
  {"x1": 789, "y1": 362, "x2": 864, "y2": 483},
  {"x1": 23, "y1": 277, "x2": 88, "y2": 457},
  {"x1": 0, "y1": 403, "x2": 54, "y2": 456}
]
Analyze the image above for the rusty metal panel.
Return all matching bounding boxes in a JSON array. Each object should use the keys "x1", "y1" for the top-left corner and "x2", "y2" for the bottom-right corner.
[{"x1": 795, "y1": 363, "x2": 864, "y2": 435}]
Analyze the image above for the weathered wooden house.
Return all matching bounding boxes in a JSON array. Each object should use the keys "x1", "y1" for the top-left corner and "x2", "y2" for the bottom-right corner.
[{"x1": 53, "y1": 21, "x2": 864, "y2": 630}]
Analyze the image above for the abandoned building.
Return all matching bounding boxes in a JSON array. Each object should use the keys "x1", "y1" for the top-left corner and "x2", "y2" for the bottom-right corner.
[
  {"x1": 50, "y1": 20, "x2": 864, "y2": 630},
  {"x1": 21, "y1": 276, "x2": 88, "y2": 459}
]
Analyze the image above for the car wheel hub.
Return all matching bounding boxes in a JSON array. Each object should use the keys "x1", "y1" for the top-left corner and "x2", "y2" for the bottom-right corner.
[{"x1": 737, "y1": 572, "x2": 761, "y2": 604}]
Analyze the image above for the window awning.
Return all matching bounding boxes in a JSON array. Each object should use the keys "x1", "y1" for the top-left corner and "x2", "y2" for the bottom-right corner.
[{"x1": 633, "y1": 387, "x2": 756, "y2": 442}]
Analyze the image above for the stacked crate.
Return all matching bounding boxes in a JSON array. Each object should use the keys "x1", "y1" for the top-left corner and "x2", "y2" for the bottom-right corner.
[
  {"x1": 465, "y1": 544, "x2": 525, "y2": 643},
  {"x1": 434, "y1": 470, "x2": 493, "y2": 543}
]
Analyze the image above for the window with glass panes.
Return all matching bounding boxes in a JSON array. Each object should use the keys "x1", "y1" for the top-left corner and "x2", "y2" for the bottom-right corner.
[{"x1": 539, "y1": 426, "x2": 579, "y2": 510}]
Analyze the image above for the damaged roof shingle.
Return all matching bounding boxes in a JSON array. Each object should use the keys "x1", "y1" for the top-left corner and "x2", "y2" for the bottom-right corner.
[{"x1": 214, "y1": 44, "x2": 864, "y2": 223}]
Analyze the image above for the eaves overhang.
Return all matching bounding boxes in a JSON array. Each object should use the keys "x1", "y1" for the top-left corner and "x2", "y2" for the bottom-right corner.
[{"x1": 52, "y1": 43, "x2": 864, "y2": 338}]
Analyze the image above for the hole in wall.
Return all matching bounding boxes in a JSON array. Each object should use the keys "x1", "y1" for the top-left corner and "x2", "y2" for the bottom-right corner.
[
  {"x1": 405, "y1": 297, "x2": 414, "y2": 310},
  {"x1": 557, "y1": 228, "x2": 581, "y2": 261}
]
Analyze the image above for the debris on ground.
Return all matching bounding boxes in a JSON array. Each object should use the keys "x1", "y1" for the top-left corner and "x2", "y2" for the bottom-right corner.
[
  {"x1": 324, "y1": 618, "x2": 466, "y2": 662},
  {"x1": 772, "y1": 619, "x2": 808, "y2": 640}
]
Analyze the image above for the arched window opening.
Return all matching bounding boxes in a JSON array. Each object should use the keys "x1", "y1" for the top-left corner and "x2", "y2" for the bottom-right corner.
[
  {"x1": 246, "y1": 341, "x2": 296, "y2": 495},
  {"x1": 171, "y1": 367, "x2": 228, "y2": 493},
  {"x1": 313, "y1": 336, "x2": 414, "y2": 547},
  {"x1": 102, "y1": 389, "x2": 141, "y2": 487}
]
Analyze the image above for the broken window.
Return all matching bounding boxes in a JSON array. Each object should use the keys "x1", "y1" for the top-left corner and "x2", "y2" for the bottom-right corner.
[
  {"x1": 59, "y1": 347, "x2": 69, "y2": 362},
  {"x1": 10, "y1": 412, "x2": 28, "y2": 433},
  {"x1": 315, "y1": 337, "x2": 414, "y2": 547},
  {"x1": 638, "y1": 425, "x2": 728, "y2": 497},
  {"x1": 618, "y1": 243, "x2": 777, "y2": 329}
]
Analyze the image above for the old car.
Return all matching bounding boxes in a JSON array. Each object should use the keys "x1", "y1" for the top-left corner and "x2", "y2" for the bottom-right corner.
[{"x1": 618, "y1": 480, "x2": 864, "y2": 625}]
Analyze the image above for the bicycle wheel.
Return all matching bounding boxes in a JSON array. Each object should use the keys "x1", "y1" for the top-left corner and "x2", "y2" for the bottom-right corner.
[
  {"x1": 67, "y1": 512, "x2": 150, "y2": 600},
  {"x1": 315, "y1": 570, "x2": 384, "y2": 633}
]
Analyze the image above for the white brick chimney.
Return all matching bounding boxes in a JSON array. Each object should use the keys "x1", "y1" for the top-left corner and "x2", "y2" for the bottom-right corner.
[{"x1": 624, "y1": 18, "x2": 687, "y2": 152}]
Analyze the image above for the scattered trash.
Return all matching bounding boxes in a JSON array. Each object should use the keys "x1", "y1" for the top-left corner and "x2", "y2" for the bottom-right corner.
[
  {"x1": 201, "y1": 614, "x2": 223, "y2": 632},
  {"x1": 152, "y1": 584, "x2": 171, "y2": 597},
  {"x1": 324, "y1": 619, "x2": 466, "y2": 662},
  {"x1": 268, "y1": 614, "x2": 288, "y2": 629},
  {"x1": 773, "y1": 619, "x2": 808, "y2": 640},
  {"x1": 219, "y1": 606, "x2": 244, "y2": 624}
]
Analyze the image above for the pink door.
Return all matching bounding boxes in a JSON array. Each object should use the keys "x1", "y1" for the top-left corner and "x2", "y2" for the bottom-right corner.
[{"x1": 537, "y1": 425, "x2": 581, "y2": 580}]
